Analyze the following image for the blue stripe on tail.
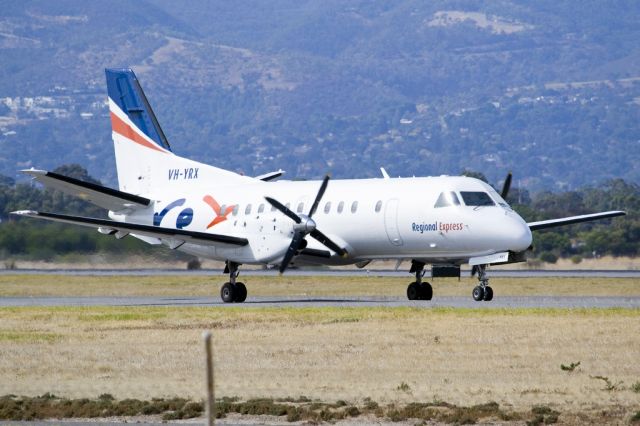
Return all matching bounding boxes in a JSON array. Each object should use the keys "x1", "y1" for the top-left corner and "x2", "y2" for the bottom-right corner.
[{"x1": 105, "y1": 68, "x2": 172, "y2": 152}]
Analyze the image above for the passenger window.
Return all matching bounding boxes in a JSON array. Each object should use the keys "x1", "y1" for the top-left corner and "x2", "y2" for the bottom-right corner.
[
  {"x1": 258, "y1": 204, "x2": 265, "y2": 214},
  {"x1": 271, "y1": 204, "x2": 277, "y2": 212},
  {"x1": 220, "y1": 204, "x2": 227, "y2": 214},
  {"x1": 375, "y1": 200, "x2": 382, "y2": 212},
  {"x1": 460, "y1": 191, "x2": 495, "y2": 206},
  {"x1": 232, "y1": 205, "x2": 239, "y2": 216},
  {"x1": 434, "y1": 192, "x2": 461, "y2": 208},
  {"x1": 324, "y1": 201, "x2": 331, "y2": 214},
  {"x1": 337, "y1": 201, "x2": 344, "y2": 213},
  {"x1": 351, "y1": 201, "x2": 358, "y2": 213},
  {"x1": 285, "y1": 203, "x2": 291, "y2": 210},
  {"x1": 245, "y1": 204, "x2": 252, "y2": 215},
  {"x1": 297, "y1": 202, "x2": 304, "y2": 213}
]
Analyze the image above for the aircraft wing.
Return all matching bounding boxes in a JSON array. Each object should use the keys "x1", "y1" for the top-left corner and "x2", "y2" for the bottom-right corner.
[
  {"x1": 11, "y1": 211, "x2": 248, "y2": 248},
  {"x1": 21, "y1": 169, "x2": 151, "y2": 212},
  {"x1": 527, "y1": 210, "x2": 626, "y2": 231}
]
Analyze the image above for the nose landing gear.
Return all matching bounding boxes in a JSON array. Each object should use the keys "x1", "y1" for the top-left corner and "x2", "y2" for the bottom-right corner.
[
  {"x1": 406, "y1": 260, "x2": 433, "y2": 300},
  {"x1": 220, "y1": 261, "x2": 247, "y2": 303},
  {"x1": 472, "y1": 264, "x2": 493, "y2": 301}
]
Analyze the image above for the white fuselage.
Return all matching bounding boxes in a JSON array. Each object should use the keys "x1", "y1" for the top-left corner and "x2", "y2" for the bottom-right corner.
[{"x1": 111, "y1": 175, "x2": 533, "y2": 267}]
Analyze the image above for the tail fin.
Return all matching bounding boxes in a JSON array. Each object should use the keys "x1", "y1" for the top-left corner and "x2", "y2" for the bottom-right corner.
[
  {"x1": 106, "y1": 68, "x2": 172, "y2": 154},
  {"x1": 105, "y1": 68, "x2": 252, "y2": 195}
]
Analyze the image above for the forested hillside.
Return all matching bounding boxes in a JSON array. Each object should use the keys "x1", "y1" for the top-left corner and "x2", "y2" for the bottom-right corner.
[{"x1": 0, "y1": 1, "x2": 639, "y2": 190}]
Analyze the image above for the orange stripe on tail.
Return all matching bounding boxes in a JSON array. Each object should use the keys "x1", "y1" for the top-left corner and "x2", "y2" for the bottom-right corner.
[{"x1": 110, "y1": 112, "x2": 167, "y2": 153}]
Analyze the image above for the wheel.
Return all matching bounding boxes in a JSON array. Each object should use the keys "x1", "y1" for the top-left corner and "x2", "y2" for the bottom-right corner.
[
  {"x1": 234, "y1": 282, "x2": 247, "y2": 303},
  {"x1": 472, "y1": 286, "x2": 485, "y2": 301},
  {"x1": 483, "y1": 286, "x2": 493, "y2": 301},
  {"x1": 420, "y1": 282, "x2": 433, "y2": 300},
  {"x1": 407, "y1": 282, "x2": 420, "y2": 300},
  {"x1": 220, "y1": 282, "x2": 235, "y2": 303}
]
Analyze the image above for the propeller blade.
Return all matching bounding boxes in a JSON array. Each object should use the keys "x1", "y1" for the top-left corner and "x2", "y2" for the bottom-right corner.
[
  {"x1": 265, "y1": 196, "x2": 302, "y2": 224},
  {"x1": 308, "y1": 175, "x2": 330, "y2": 217},
  {"x1": 279, "y1": 231, "x2": 306, "y2": 274},
  {"x1": 500, "y1": 172, "x2": 512, "y2": 199},
  {"x1": 310, "y1": 229, "x2": 347, "y2": 257}
]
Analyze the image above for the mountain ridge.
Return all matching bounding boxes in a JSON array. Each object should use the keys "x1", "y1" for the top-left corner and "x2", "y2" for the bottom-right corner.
[{"x1": 0, "y1": 0, "x2": 639, "y2": 190}]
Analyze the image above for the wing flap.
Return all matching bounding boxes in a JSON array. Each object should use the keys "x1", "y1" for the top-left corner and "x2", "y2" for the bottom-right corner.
[
  {"x1": 22, "y1": 169, "x2": 151, "y2": 212},
  {"x1": 11, "y1": 210, "x2": 248, "y2": 247},
  {"x1": 528, "y1": 210, "x2": 625, "y2": 231}
]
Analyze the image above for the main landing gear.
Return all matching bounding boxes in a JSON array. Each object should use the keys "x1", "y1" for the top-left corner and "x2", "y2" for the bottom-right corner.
[
  {"x1": 472, "y1": 264, "x2": 493, "y2": 302},
  {"x1": 220, "y1": 261, "x2": 247, "y2": 303},
  {"x1": 406, "y1": 260, "x2": 433, "y2": 300}
]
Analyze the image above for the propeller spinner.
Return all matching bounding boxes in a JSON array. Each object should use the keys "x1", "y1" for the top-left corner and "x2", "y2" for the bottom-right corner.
[{"x1": 265, "y1": 175, "x2": 347, "y2": 273}]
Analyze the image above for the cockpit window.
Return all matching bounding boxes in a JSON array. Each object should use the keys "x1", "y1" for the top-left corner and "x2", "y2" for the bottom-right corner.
[
  {"x1": 460, "y1": 191, "x2": 495, "y2": 206},
  {"x1": 434, "y1": 192, "x2": 461, "y2": 208}
]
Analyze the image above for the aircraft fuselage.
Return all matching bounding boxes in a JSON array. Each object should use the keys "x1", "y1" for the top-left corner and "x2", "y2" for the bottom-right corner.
[{"x1": 112, "y1": 175, "x2": 533, "y2": 267}]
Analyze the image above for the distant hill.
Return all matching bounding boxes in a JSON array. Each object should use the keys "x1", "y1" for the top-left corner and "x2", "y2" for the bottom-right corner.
[{"x1": 1, "y1": 0, "x2": 639, "y2": 190}]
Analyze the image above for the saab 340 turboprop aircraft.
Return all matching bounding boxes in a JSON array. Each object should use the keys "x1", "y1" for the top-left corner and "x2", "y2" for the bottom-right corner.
[{"x1": 12, "y1": 69, "x2": 626, "y2": 303}]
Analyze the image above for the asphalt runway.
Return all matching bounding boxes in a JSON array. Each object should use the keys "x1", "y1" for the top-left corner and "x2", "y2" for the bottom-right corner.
[
  {"x1": 1, "y1": 268, "x2": 639, "y2": 277},
  {"x1": 2, "y1": 269, "x2": 639, "y2": 308},
  {"x1": 3, "y1": 295, "x2": 640, "y2": 309}
]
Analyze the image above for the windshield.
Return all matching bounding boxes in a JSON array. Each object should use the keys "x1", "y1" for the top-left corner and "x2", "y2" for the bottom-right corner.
[
  {"x1": 434, "y1": 191, "x2": 461, "y2": 208},
  {"x1": 460, "y1": 191, "x2": 495, "y2": 207}
]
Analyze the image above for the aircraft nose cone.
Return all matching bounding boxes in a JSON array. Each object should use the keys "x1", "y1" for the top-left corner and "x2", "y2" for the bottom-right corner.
[{"x1": 508, "y1": 215, "x2": 532, "y2": 252}]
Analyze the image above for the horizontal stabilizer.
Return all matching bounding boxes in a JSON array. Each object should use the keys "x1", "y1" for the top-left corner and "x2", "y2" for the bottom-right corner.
[
  {"x1": 528, "y1": 211, "x2": 626, "y2": 231},
  {"x1": 11, "y1": 211, "x2": 248, "y2": 247},
  {"x1": 21, "y1": 169, "x2": 150, "y2": 212}
]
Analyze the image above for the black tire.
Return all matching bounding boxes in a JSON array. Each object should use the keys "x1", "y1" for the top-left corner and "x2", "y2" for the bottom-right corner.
[
  {"x1": 483, "y1": 286, "x2": 493, "y2": 301},
  {"x1": 220, "y1": 282, "x2": 235, "y2": 303},
  {"x1": 472, "y1": 286, "x2": 485, "y2": 301},
  {"x1": 407, "y1": 282, "x2": 420, "y2": 300},
  {"x1": 420, "y1": 282, "x2": 433, "y2": 301},
  {"x1": 234, "y1": 282, "x2": 247, "y2": 303}
]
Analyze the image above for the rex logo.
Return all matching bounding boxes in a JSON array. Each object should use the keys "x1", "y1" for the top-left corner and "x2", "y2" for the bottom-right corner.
[
  {"x1": 152, "y1": 196, "x2": 235, "y2": 230},
  {"x1": 153, "y1": 199, "x2": 193, "y2": 229},
  {"x1": 203, "y1": 195, "x2": 235, "y2": 229}
]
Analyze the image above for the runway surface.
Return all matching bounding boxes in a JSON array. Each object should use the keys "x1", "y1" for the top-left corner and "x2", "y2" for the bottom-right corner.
[
  {"x1": 1, "y1": 268, "x2": 639, "y2": 278},
  {"x1": 2, "y1": 269, "x2": 638, "y2": 308},
  {"x1": 3, "y1": 295, "x2": 640, "y2": 309}
]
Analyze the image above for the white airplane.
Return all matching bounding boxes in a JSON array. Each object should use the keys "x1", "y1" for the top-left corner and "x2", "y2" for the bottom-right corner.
[{"x1": 12, "y1": 68, "x2": 625, "y2": 303}]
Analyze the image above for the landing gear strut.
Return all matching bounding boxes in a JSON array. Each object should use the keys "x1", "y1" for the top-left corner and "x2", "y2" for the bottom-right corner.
[
  {"x1": 220, "y1": 261, "x2": 247, "y2": 303},
  {"x1": 472, "y1": 264, "x2": 493, "y2": 302},
  {"x1": 406, "y1": 260, "x2": 433, "y2": 301}
]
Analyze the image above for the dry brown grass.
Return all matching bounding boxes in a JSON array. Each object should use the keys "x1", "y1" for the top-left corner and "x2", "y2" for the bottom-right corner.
[
  {"x1": 1, "y1": 274, "x2": 640, "y2": 297},
  {"x1": 2, "y1": 275, "x2": 640, "y2": 423},
  {"x1": 1, "y1": 305, "x2": 639, "y2": 417}
]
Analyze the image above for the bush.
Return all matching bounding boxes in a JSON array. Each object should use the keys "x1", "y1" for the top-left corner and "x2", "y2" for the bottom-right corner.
[
  {"x1": 186, "y1": 258, "x2": 201, "y2": 270},
  {"x1": 539, "y1": 252, "x2": 558, "y2": 263}
]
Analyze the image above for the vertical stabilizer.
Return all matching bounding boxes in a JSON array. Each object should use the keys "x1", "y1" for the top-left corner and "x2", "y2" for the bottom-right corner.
[
  {"x1": 106, "y1": 68, "x2": 172, "y2": 153},
  {"x1": 105, "y1": 68, "x2": 252, "y2": 195}
]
